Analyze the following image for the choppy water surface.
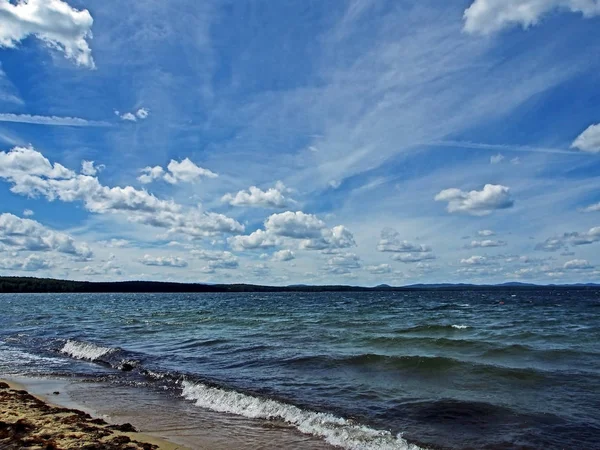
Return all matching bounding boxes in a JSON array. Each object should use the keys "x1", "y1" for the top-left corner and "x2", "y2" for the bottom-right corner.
[{"x1": 1, "y1": 290, "x2": 599, "y2": 449}]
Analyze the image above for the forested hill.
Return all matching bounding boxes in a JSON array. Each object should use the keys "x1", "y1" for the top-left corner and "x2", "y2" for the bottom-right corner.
[{"x1": 0, "y1": 276, "x2": 599, "y2": 293}]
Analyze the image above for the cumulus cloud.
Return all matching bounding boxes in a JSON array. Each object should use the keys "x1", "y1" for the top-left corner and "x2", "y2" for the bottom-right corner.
[
  {"x1": 138, "y1": 158, "x2": 217, "y2": 185},
  {"x1": 478, "y1": 229, "x2": 496, "y2": 236},
  {"x1": 490, "y1": 153, "x2": 504, "y2": 164},
  {"x1": 272, "y1": 249, "x2": 295, "y2": 262},
  {"x1": 435, "y1": 184, "x2": 514, "y2": 216},
  {"x1": 0, "y1": 146, "x2": 243, "y2": 239},
  {"x1": 365, "y1": 264, "x2": 393, "y2": 275},
  {"x1": 536, "y1": 226, "x2": 600, "y2": 251},
  {"x1": 377, "y1": 228, "x2": 431, "y2": 253},
  {"x1": 229, "y1": 211, "x2": 355, "y2": 252},
  {"x1": 582, "y1": 202, "x2": 600, "y2": 212},
  {"x1": 324, "y1": 252, "x2": 361, "y2": 274},
  {"x1": 466, "y1": 239, "x2": 507, "y2": 248},
  {"x1": 460, "y1": 255, "x2": 489, "y2": 266},
  {"x1": 563, "y1": 259, "x2": 594, "y2": 270},
  {"x1": 116, "y1": 108, "x2": 150, "y2": 122},
  {"x1": 22, "y1": 209, "x2": 33, "y2": 217},
  {"x1": 572, "y1": 123, "x2": 600, "y2": 153},
  {"x1": 191, "y1": 249, "x2": 239, "y2": 270},
  {"x1": 137, "y1": 166, "x2": 165, "y2": 184},
  {"x1": 391, "y1": 253, "x2": 436, "y2": 263},
  {"x1": 0, "y1": 0, "x2": 94, "y2": 68},
  {"x1": 0, "y1": 254, "x2": 52, "y2": 272},
  {"x1": 0, "y1": 113, "x2": 109, "y2": 127},
  {"x1": 464, "y1": 0, "x2": 600, "y2": 35},
  {"x1": 81, "y1": 160, "x2": 104, "y2": 176},
  {"x1": 165, "y1": 158, "x2": 218, "y2": 184},
  {"x1": 535, "y1": 237, "x2": 565, "y2": 252},
  {"x1": 140, "y1": 255, "x2": 188, "y2": 268},
  {"x1": 222, "y1": 181, "x2": 294, "y2": 208},
  {"x1": 0, "y1": 213, "x2": 92, "y2": 258},
  {"x1": 228, "y1": 229, "x2": 281, "y2": 251}
]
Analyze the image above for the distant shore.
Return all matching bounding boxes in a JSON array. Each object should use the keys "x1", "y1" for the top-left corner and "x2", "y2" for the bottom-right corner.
[
  {"x1": 0, "y1": 379, "x2": 186, "y2": 450},
  {"x1": 1, "y1": 275, "x2": 599, "y2": 293}
]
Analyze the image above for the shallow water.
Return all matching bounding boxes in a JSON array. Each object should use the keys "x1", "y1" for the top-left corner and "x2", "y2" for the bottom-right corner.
[{"x1": 1, "y1": 290, "x2": 599, "y2": 449}]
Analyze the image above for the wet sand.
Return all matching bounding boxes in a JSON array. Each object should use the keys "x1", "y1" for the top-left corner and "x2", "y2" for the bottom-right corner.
[
  {"x1": 0, "y1": 379, "x2": 187, "y2": 450},
  {"x1": 0, "y1": 377, "x2": 335, "y2": 450}
]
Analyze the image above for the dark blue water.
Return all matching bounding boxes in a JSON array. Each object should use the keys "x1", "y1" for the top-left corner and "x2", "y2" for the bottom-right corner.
[{"x1": 1, "y1": 290, "x2": 599, "y2": 449}]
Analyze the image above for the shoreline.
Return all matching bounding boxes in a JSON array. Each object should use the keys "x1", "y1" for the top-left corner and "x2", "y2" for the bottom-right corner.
[
  {"x1": 0, "y1": 375, "x2": 337, "y2": 450},
  {"x1": 0, "y1": 377, "x2": 189, "y2": 450}
]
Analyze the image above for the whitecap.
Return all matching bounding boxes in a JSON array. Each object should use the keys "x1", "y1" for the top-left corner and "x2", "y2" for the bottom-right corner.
[
  {"x1": 181, "y1": 380, "x2": 423, "y2": 450},
  {"x1": 60, "y1": 339, "x2": 115, "y2": 361}
]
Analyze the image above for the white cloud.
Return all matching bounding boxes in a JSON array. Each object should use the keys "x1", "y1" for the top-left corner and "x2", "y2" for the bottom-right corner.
[
  {"x1": 324, "y1": 252, "x2": 361, "y2": 274},
  {"x1": 0, "y1": 0, "x2": 94, "y2": 68},
  {"x1": 229, "y1": 211, "x2": 355, "y2": 252},
  {"x1": 161, "y1": 158, "x2": 217, "y2": 184},
  {"x1": 135, "y1": 108, "x2": 149, "y2": 119},
  {"x1": 165, "y1": 158, "x2": 218, "y2": 184},
  {"x1": 535, "y1": 237, "x2": 565, "y2": 252},
  {"x1": 228, "y1": 229, "x2": 280, "y2": 251},
  {"x1": 583, "y1": 202, "x2": 600, "y2": 212},
  {"x1": 0, "y1": 254, "x2": 52, "y2": 272},
  {"x1": 0, "y1": 0, "x2": 95, "y2": 69},
  {"x1": 140, "y1": 255, "x2": 188, "y2": 268},
  {"x1": 263, "y1": 211, "x2": 326, "y2": 239},
  {"x1": 0, "y1": 113, "x2": 109, "y2": 127},
  {"x1": 299, "y1": 225, "x2": 356, "y2": 251},
  {"x1": 467, "y1": 239, "x2": 507, "y2": 248},
  {"x1": 272, "y1": 249, "x2": 295, "y2": 262},
  {"x1": 563, "y1": 259, "x2": 594, "y2": 270},
  {"x1": 536, "y1": 226, "x2": 600, "y2": 251},
  {"x1": 365, "y1": 264, "x2": 393, "y2": 275},
  {"x1": 478, "y1": 229, "x2": 495, "y2": 236},
  {"x1": 377, "y1": 228, "x2": 431, "y2": 253},
  {"x1": 191, "y1": 249, "x2": 239, "y2": 270},
  {"x1": 0, "y1": 213, "x2": 92, "y2": 258},
  {"x1": 0, "y1": 146, "x2": 243, "y2": 239},
  {"x1": 392, "y1": 253, "x2": 436, "y2": 263},
  {"x1": 460, "y1": 255, "x2": 489, "y2": 266},
  {"x1": 116, "y1": 108, "x2": 150, "y2": 122},
  {"x1": 138, "y1": 166, "x2": 165, "y2": 184},
  {"x1": 22, "y1": 209, "x2": 33, "y2": 217},
  {"x1": 572, "y1": 123, "x2": 600, "y2": 153},
  {"x1": 435, "y1": 184, "x2": 514, "y2": 216},
  {"x1": 99, "y1": 238, "x2": 129, "y2": 248},
  {"x1": 464, "y1": 0, "x2": 600, "y2": 35},
  {"x1": 81, "y1": 160, "x2": 104, "y2": 176},
  {"x1": 490, "y1": 153, "x2": 504, "y2": 164},
  {"x1": 222, "y1": 181, "x2": 293, "y2": 208}
]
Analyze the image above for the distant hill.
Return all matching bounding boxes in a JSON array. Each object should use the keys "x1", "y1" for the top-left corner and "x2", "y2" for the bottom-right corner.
[{"x1": 0, "y1": 276, "x2": 598, "y2": 293}]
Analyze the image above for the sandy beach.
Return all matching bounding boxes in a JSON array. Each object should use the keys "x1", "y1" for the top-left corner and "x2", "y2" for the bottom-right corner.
[{"x1": 0, "y1": 379, "x2": 187, "y2": 450}]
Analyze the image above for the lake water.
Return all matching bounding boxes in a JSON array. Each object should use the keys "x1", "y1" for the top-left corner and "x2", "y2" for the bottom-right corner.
[{"x1": 1, "y1": 290, "x2": 599, "y2": 449}]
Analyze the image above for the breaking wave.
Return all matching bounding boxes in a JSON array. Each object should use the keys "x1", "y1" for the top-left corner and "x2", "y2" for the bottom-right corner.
[
  {"x1": 181, "y1": 380, "x2": 423, "y2": 450},
  {"x1": 60, "y1": 339, "x2": 116, "y2": 362}
]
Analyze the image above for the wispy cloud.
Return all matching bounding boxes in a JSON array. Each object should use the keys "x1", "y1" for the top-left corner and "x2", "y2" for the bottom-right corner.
[{"x1": 0, "y1": 113, "x2": 111, "y2": 127}]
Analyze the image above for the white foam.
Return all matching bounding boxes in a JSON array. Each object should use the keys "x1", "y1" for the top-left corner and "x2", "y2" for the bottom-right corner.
[
  {"x1": 451, "y1": 325, "x2": 469, "y2": 329},
  {"x1": 181, "y1": 380, "x2": 424, "y2": 450},
  {"x1": 60, "y1": 340, "x2": 115, "y2": 361}
]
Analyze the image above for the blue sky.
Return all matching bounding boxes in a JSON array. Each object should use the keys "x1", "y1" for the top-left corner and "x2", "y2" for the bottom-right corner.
[{"x1": 1, "y1": 0, "x2": 600, "y2": 285}]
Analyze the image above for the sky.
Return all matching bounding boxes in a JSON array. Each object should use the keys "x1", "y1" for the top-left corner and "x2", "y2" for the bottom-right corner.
[{"x1": 0, "y1": 0, "x2": 600, "y2": 286}]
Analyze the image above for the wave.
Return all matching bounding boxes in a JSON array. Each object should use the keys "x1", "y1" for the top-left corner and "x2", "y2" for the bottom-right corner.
[
  {"x1": 395, "y1": 324, "x2": 471, "y2": 334},
  {"x1": 181, "y1": 380, "x2": 423, "y2": 450},
  {"x1": 60, "y1": 339, "x2": 116, "y2": 362}
]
